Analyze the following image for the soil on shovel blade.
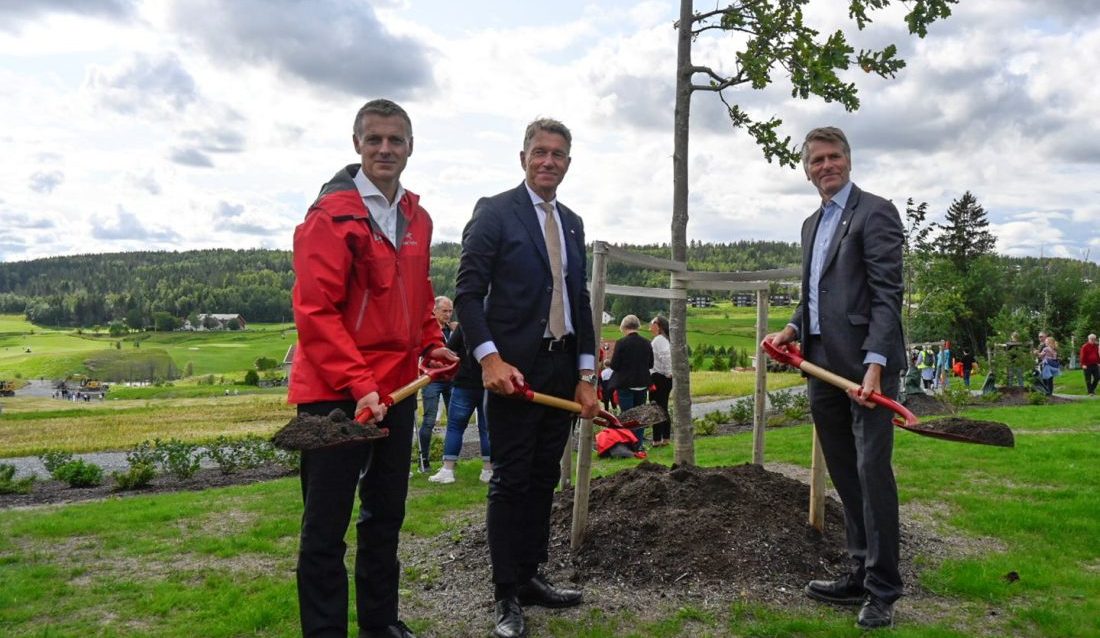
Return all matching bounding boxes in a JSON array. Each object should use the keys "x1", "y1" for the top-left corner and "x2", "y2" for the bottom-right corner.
[
  {"x1": 908, "y1": 417, "x2": 1016, "y2": 447},
  {"x1": 612, "y1": 402, "x2": 667, "y2": 428},
  {"x1": 271, "y1": 409, "x2": 388, "y2": 451}
]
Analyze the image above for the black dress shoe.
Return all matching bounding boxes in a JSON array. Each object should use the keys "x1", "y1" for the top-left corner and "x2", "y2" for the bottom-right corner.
[
  {"x1": 857, "y1": 594, "x2": 894, "y2": 629},
  {"x1": 804, "y1": 572, "x2": 866, "y2": 605},
  {"x1": 492, "y1": 596, "x2": 527, "y2": 638},
  {"x1": 359, "y1": 620, "x2": 417, "y2": 638},
  {"x1": 516, "y1": 574, "x2": 583, "y2": 609}
]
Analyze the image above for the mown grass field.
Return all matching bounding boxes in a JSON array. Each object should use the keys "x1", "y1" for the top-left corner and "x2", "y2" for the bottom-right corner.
[
  {"x1": 0, "y1": 401, "x2": 1097, "y2": 637},
  {"x1": 599, "y1": 303, "x2": 792, "y2": 353},
  {"x1": 0, "y1": 315, "x2": 296, "y2": 380}
]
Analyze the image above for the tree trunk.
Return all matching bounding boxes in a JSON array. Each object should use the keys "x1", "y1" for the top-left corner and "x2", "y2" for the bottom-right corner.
[{"x1": 671, "y1": 0, "x2": 695, "y2": 466}]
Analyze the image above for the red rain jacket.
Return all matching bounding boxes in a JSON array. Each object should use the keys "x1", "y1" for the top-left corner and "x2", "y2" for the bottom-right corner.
[{"x1": 289, "y1": 165, "x2": 444, "y2": 404}]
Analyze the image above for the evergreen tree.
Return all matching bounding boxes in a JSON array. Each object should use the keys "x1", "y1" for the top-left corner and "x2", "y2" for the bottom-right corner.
[{"x1": 937, "y1": 191, "x2": 996, "y2": 268}]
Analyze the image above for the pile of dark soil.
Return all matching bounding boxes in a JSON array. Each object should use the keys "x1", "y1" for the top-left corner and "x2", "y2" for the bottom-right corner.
[
  {"x1": 0, "y1": 465, "x2": 296, "y2": 509},
  {"x1": 550, "y1": 463, "x2": 848, "y2": 592},
  {"x1": 435, "y1": 463, "x2": 851, "y2": 603}
]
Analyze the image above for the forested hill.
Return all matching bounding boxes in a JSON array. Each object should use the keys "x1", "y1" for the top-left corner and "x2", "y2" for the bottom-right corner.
[{"x1": 0, "y1": 241, "x2": 801, "y2": 328}]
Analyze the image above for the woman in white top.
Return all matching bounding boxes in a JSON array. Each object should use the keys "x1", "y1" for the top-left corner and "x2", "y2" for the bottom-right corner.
[{"x1": 649, "y1": 315, "x2": 673, "y2": 447}]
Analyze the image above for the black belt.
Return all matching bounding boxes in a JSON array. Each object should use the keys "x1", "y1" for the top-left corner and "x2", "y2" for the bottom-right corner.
[{"x1": 542, "y1": 335, "x2": 576, "y2": 352}]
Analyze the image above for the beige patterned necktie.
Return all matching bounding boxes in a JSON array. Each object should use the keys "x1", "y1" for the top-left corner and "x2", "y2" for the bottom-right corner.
[{"x1": 540, "y1": 202, "x2": 567, "y2": 339}]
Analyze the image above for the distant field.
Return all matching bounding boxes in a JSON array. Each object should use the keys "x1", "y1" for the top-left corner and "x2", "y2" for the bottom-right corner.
[
  {"x1": 600, "y1": 303, "x2": 792, "y2": 352},
  {"x1": 0, "y1": 315, "x2": 295, "y2": 380}
]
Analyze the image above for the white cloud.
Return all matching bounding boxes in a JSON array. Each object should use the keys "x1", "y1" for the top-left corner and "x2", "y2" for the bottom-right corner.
[{"x1": 0, "y1": 0, "x2": 1097, "y2": 264}]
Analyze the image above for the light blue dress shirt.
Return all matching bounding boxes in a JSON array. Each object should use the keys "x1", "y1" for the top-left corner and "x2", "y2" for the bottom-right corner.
[{"x1": 791, "y1": 181, "x2": 886, "y2": 367}]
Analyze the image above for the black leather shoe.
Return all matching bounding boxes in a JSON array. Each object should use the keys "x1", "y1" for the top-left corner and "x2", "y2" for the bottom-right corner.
[
  {"x1": 516, "y1": 574, "x2": 583, "y2": 609},
  {"x1": 359, "y1": 620, "x2": 417, "y2": 638},
  {"x1": 492, "y1": 596, "x2": 527, "y2": 638},
  {"x1": 805, "y1": 572, "x2": 866, "y2": 605},
  {"x1": 857, "y1": 595, "x2": 894, "y2": 629}
]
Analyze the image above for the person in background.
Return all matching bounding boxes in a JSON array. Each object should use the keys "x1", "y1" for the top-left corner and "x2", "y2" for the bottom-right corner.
[
  {"x1": 957, "y1": 346, "x2": 977, "y2": 388},
  {"x1": 764, "y1": 125, "x2": 906, "y2": 630},
  {"x1": 648, "y1": 315, "x2": 673, "y2": 447},
  {"x1": 428, "y1": 323, "x2": 493, "y2": 485},
  {"x1": 937, "y1": 340, "x2": 952, "y2": 390},
  {"x1": 417, "y1": 295, "x2": 454, "y2": 473},
  {"x1": 1038, "y1": 335, "x2": 1060, "y2": 396},
  {"x1": 599, "y1": 359, "x2": 615, "y2": 412},
  {"x1": 1078, "y1": 333, "x2": 1098, "y2": 396},
  {"x1": 289, "y1": 98, "x2": 456, "y2": 638},
  {"x1": 610, "y1": 314, "x2": 654, "y2": 448}
]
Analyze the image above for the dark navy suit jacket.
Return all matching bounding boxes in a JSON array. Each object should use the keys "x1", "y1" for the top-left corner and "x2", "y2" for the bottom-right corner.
[{"x1": 454, "y1": 182, "x2": 596, "y2": 375}]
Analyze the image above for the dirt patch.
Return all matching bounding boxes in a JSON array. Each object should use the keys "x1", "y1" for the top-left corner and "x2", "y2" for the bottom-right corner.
[
  {"x1": 0, "y1": 464, "x2": 295, "y2": 509},
  {"x1": 272, "y1": 409, "x2": 387, "y2": 451}
]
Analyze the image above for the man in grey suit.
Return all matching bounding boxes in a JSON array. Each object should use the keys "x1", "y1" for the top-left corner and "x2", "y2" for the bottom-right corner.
[
  {"x1": 454, "y1": 117, "x2": 599, "y2": 638},
  {"x1": 764, "y1": 126, "x2": 905, "y2": 629}
]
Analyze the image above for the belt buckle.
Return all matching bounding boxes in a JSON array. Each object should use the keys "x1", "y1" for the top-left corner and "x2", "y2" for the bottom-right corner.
[{"x1": 546, "y1": 338, "x2": 565, "y2": 352}]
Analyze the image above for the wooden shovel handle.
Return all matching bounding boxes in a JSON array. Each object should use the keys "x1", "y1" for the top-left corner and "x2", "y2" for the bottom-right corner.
[
  {"x1": 356, "y1": 359, "x2": 461, "y2": 424},
  {"x1": 762, "y1": 340, "x2": 918, "y2": 427},
  {"x1": 509, "y1": 381, "x2": 623, "y2": 428}
]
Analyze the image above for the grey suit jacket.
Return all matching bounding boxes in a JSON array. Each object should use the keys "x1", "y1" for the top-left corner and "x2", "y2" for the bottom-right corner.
[{"x1": 789, "y1": 184, "x2": 906, "y2": 381}]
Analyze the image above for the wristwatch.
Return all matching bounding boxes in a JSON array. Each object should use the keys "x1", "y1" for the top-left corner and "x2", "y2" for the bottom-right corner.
[{"x1": 579, "y1": 372, "x2": 598, "y2": 386}]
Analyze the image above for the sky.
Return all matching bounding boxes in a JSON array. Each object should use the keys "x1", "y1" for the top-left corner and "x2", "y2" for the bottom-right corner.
[{"x1": 2, "y1": 0, "x2": 1099, "y2": 264}]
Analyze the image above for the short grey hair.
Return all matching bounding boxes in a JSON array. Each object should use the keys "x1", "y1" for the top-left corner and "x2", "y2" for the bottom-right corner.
[
  {"x1": 434, "y1": 295, "x2": 452, "y2": 309},
  {"x1": 619, "y1": 314, "x2": 641, "y2": 331},
  {"x1": 523, "y1": 118, "x2": 571, "y2": 153},
  {"x1": 801, "y1": 126, "x2": 851, "y2": 173},
  {"x1": 354, "y1": 99, "x2": 412, "y2": 140}
]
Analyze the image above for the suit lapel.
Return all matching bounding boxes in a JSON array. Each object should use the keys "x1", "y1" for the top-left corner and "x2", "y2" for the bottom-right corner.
[{"x1": 513, "y1": 183, "x2": 551, "y2": 272}]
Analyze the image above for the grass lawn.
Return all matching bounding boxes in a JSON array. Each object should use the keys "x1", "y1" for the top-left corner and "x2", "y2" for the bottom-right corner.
[
  {"x1": 600, "y1": 303, "x2": 792, "y2": 353},
  {"x1": 1, "y1": 401, "x2": 1097, "y2": 636}
]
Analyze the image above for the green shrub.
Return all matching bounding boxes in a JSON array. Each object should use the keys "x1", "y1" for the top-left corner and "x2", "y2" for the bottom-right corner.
[
  {"x1": 113, "y1": 462, "x2": 156, "y2": 490},
  {"x1": 0, "y1": 463, "x2": 36, "y2": 494},
  {"x1": 783, "y1": 392, "x2": 810, "y2": 422},
  {"x1": 206, "y1": 435, "x2": 276, "y2": 474},
  {"x1": 1028, "y1": 391, "x2": 1049, "y2": 405},
  {"x1": 274, "y1": 448, "x2": 301, "y2": 472},
  {"x1": 243, "y1": 369, "x2": 260, "y2": 386},
  {"x1": 940, "y1": 383, "x2": 972, "y2": 415},
  {"x1": 126, "y1": 440, "x2": 162, "y2": 467},
  {"x1": 693, "y1": 417, "x2": 718, "y2": 436},
  {"x1": 155, "y1": 438, "x2": 202, "y2": 479},
  {"x1": 729, "y1": 398, "x2": 754, "y2": 424},
  {"x1": 767, "y1": 389, "x2": 795, "y2": 413},
  {"x1": 54, "y1": 460, "x2": 104, "y2": 488},
  {"x1": 39, "y1": 450, "x2": 74, "y2": 475}
]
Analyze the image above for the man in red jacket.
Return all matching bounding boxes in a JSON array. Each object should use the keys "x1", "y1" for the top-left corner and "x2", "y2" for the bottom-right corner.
[
  {"x1": 1080, "y1": 333, "x2": 1099, "y2": 396},
  {"x1": 289, "y1": 98, "x2": 456, "y2": 638}
]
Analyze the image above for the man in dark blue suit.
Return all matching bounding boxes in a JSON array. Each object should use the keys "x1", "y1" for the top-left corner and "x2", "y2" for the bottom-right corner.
[
  {"x1": 454, "y1": 118, "x2": 599, "y2": 638},
  {"x1": 765, "y1": 126, "x2": 906, "y2": 630}
]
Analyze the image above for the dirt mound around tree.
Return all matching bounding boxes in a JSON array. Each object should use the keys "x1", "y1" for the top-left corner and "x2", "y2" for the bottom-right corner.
[{"x1": 547, "y1": 463, "x2": 849, "y2": 591}]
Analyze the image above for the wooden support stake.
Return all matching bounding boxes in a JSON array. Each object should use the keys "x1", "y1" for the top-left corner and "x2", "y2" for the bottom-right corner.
[
  {"x1": 559, "y1": 423, "x2": 573, "y2": 490},
  {"x1": 751, "y1": 288, "x2": 768, "y2": 465},
  {"x1": 570, "y1": 241, "x2": 607, "y2": 550},
  {"x1": 808, "y1": 427, "x2": 827, "y2": 532}
]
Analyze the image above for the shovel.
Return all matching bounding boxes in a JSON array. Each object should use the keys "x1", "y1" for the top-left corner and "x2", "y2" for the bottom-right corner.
[
  {"x1": 508, "y1": 380, "x2": 667, "y2": 430},
  {"x1": 762, "y1": 340, "x2": 1013, "y2": 447},
  {"x1": 273, "y1": 359, "x2": 459, "y2": 451}
]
